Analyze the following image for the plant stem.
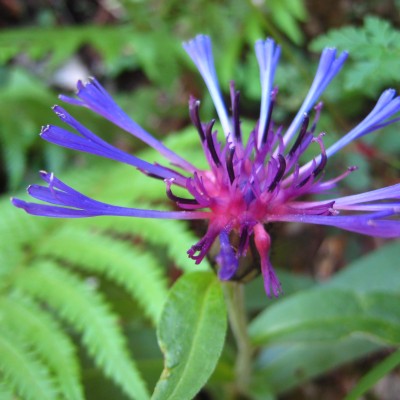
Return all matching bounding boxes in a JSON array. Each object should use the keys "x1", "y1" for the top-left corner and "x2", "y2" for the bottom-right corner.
[{"x1": 223, "y1": 282, "x2": 253, "y2": 396}]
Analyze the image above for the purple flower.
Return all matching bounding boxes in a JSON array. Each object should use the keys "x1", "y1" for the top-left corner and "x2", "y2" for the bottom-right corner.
[{"x1": 12, "y1": 35, "x2": 400, "y2": 297}]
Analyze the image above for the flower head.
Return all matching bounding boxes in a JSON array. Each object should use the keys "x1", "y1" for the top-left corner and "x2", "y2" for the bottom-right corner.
[{"x1": 12, "y1": 35, "x2": 400, "y2": 297}]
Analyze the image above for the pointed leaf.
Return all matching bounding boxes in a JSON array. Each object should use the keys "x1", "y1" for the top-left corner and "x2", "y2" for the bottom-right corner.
[
  {"x1": 152, "y1": 271, "x2": 227, "y2": 400},
  {"x1": 252, "y1": 338, "x2": 380, "y2": 395},
  {"x1": 344, "y1": 347, "x2": 400, "y2": 400},
  {"x1": 250, "y1": 243, "x2": 400, "y2": 346}
]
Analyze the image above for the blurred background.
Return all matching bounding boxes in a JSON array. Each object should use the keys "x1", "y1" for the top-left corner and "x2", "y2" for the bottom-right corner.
[
  {"x1": 1, "y1": 0, "x2": 400, "y2": 195},
  {"x1": 0, "y1": 1, "x2": 399, "y2": 399}
]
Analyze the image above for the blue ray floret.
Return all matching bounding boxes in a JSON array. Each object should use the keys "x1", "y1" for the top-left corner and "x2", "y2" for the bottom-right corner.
[{"x1": 12, "y1": 35, "x2": 400, "y2": 297}]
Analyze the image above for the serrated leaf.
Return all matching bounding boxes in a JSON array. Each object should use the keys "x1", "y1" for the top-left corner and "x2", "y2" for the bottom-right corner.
[
  {"x1": 0, "y1": 328, "x2": 59, "y2": 400},
  {"x1": 70, "y1": 215, "x2": 209, "y2": 273},
  {"x1": 309, "y1": 16, "x2": 400, "y2": 95},
  {"x1": 0, "y1": 381, "x2": 15, "y2": 400},
  {"x1": 36, "y1": 225, "x2": 169, "y2": 323},
  {"x1": 14, "y1": 261, "x2": 150, "y2": 400},
  {"x1": 0, "y1": 26, "x2": 132, "y2": 70},
  {"x1": 265, "y1": 0, "x2": 307, "y2": 44},
  {"x1": 0, "y1": 196, "x2": 48, "y2": 250},
  {"x1": 152, "y1": 271, "x2": 227, "y2": 400},
  {"x1": 0, "y1": 296, "x2": 84, "y2": 400}
]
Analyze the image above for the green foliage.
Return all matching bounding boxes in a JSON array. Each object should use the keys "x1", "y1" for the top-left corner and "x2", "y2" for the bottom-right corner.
[
  {"x1": 251, "y1": 289, "x2": 400, "y2": 344},
  {"x1": 37, "y1": 225, "x2": 169, "y2": 323},
  {"x1": 264, "y1": 0, "x2": 307, "y2": 44},
  {"x1": 248, "y1": 242, "x2": 400, "y2": 396},
  {"x1": 0, "y1": 327, "x2": 60, "y2": 400},
  {"x1": 251, "y1": 338, "x2": 380, "y2": 397},
  {"x1": 344, "y1": 348, "x2": 400, "y2": 400},
  {"x1": 0, "y1": 25, "x2": 178, "y2": 77},
  {"x1": 0, "y1": 296, "x2": 83, "y2": 400},
  {"x1": 310, "y1": 16, "x2": 400, "y2": 95},
  {"x1": 152, "y1": 271, "x2": 227, "y2": 400},
  {"x1": 0, "y1": 69, "x2": 58, "y2": 190},
  {"x1": 1, "y1": 4, "x2": 399, "y2": 398},
  {"x1": 16, "y1": 261, "x2": 150, "y2": 400},
  {"x1": 0, "y1": 127, "x2": 208, "y2": 399},
  {"x1": 0, "y1": 0, "x2": 310, "y2": 190}
]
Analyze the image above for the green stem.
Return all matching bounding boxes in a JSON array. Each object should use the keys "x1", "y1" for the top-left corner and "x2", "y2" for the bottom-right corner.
[{"x1": 223, "y1": 282, "x2": 253, "y2": 396}]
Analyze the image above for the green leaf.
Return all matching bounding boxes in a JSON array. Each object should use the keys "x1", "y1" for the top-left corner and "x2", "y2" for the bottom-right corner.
[
  {"x1": 0, "y1": 296, "x2": 84, "y2": 400},
  {"x1": 327, "y1": 241, "x2": 400, "y2": 293},
  {"x1": 14, "y1": 261, "x2": 150, "y2": 400},
  {"x1": 0, "y1": 381, "x2": 15, "y2": 400},
  {"x1": 247, "y1": 243, "x2": 400, "y2": 395},
  {"x1": 252, "y1": 338, "x2": 380, "y2": 395},
  {"x1": 69, "y1": 214, "x2": 209, "y2": 274},
  {"x1": 0, "y1": 328, "x2": 59, "y2": 400},
  {"x1": 152, "y1": 271, "x2": 227, "y2": 400},
  {"x1": 265, "y1": 0, "x2": 307, "y2": 44},
  {"x1": 250, "y1": 289, "x2": 400, "y2": 345},
  {"x1": 249, "y1": 242, "x2": 400, "y2": 346},
  {"x1": 0, "y1": 26, "x2": 131, "y2": 69},
  {"x1": 344, "y1": 347, "x2": 400, "y2": 400},
  {"x1": 309, "y1": 16, "x2": 400, "y2": 95},
  {"x1": 37, "y1": 225, "x2": 169, "y2": 324},
  {"x1": 245, "y1": 270, "x2": 314, "y2": 312}
]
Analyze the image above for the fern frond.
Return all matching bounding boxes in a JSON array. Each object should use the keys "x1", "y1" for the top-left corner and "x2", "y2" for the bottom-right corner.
[
  {"x1": 0, "y1": 199, "x2": 47, "y2": 284},
  {"x1": 0, "y1": 327, "x2": 59, "y2": 400},
  {"x1": 0, "y1": 296, "x2": 84, "y2": 400},
  {"x1": 0, "y1": 381, "x2": 16, "y2": 400},
  {"x1": 36, "y1": 225, "x2": 168, "y2": 323},
  {"x1": 310, "y1": 16, "x2": 400, "y2": 95},
  {"x1": 14, "y1": 260, "x2": 150, "y2": 400},
  {"x1": 0, "y1": 25, "x2": 133, "y2": 69},
  {"x1": 0, "y1": 197, "x2": 50, "y2": 248},
  {"x1": 87, "y1": 163, "x2": 167, "y2": 204},
  {"x1": 73, "y1": 215, "x2": 210, "y2": 273}
]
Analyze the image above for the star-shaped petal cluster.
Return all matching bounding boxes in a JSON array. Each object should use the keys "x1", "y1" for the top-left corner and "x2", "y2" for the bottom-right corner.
[{"x1": 12, "y1": 35, "x2": 400, "y2": 296}]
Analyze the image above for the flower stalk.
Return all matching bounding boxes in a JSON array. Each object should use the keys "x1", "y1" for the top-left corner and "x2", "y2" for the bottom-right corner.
[{"x1": 223, "y1": 282, "x2": 253, "y2": 396}]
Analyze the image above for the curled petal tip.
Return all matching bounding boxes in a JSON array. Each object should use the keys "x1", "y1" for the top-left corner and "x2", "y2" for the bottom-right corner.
[
  {"x1": 40, "y1": 125, "x2": 50, "y2": 135},
  {"x1": 52, "y1": 105, "x2": 67, "y2": 119},
  {"x1": 10, "y1": 197, "x2": 25, "y2": 209}
]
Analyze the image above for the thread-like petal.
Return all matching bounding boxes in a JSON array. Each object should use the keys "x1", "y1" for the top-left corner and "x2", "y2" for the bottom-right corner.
[
  {"x1": 183, "y1": 35, "x2": 231, "y2": 139},
  {"x1": 60, "y1": 78, "x2": 195, "y2": 172}
]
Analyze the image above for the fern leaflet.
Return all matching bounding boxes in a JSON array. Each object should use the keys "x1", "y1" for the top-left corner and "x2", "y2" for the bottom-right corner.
[
  {"x1": 72, "y1": 210, "x2": 210, "y2": 273},
  {"x1": 14, "y1": 260, "x2": 150, "y2": 400},
  {"x1": 310, "y1": 16, "x2": 400, "y2": 95},
  {"x1": 36, "y1": 225, "x2": 169, "y2": 324},
  {"x1": 0, "y1": 296, "x2": 84, "y2": 400},
  {"x1": 0, "y1": 327, "x2": 59, "y2": 400}
]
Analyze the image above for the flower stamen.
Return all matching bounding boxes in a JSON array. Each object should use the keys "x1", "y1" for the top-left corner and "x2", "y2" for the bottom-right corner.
[
  {"x1": 230, "y1": 82, "x2": 242, "y2": 142},
  {"x1": 288, "y1": 113, "x2": 310, "y2": 157},
  {"x1": 205, "y1": 119, "x2": 221, "y2": 166},
  {"x1": 261, "y1": 87, "x2": 278, "y2": 145},
  {"x1": 268, "y1": 154, "x2": 286, "y2": 192},
  {"x1": 189, "y1": 96, "x2": 205, "y2": 141},
  {"x1": 226, "y1": 146, "x2": 236, "y2": 184}
]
